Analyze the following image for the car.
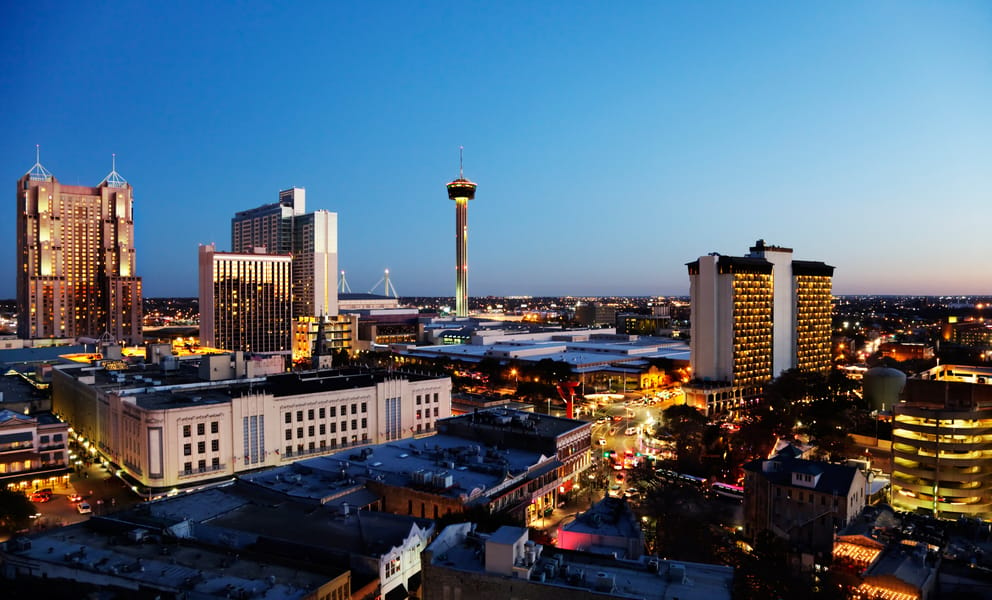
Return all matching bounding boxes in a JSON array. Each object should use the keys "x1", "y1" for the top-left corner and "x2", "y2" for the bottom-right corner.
[
  {"x1": 77, "y1": 502, "x2": 92, "y2": 514},
  {"x1": 30, "y1": 490, "x2": 52, "y2": 503},
  {"x1": 597, "y1": 438, "x2": 607, "y2": 445},
  {"x1": 68, "y1": 493, "x2": 83, "y2": 503}
]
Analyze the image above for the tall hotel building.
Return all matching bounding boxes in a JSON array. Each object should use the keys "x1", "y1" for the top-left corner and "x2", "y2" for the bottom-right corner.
[
  {"x1": 231, "y1": 187, "x2": 338, "y2": 319},
  {"x1": 198, "y1": 245, "x2": 293, "y2": 354},
  {"x1": 16, "y1": 152, "x2": 142, "y2": 344},
  {"x1": 685, "y1": 240, "x2": 833, "y2": 414},
  {"x1": 201, "y1": 188, "x2": 339, "y2": 356}
]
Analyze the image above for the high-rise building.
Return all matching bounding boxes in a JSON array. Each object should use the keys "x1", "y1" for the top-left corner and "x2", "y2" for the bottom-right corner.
[
  {"x1": 198, "y1": 244, "x2": 293, "y2": 354},
  {"x1": 231, "y1": 187, "x2": 338, "y2": 319},
  {"x1": 446, "y1": 158, "x2": 477, "y2": 318},
  {"x1": 685, "y1": 240, "x2": 833, "y2": 414},
  {"x1": 16, "y1": 150, "x2": 142, "y2": 344}
]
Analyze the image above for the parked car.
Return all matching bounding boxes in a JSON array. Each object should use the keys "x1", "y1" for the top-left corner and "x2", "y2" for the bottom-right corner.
[
  {"x1": 77, "y1": 502, "x2": 92, "y2": 514},
  {"x1": 68, "y1": 493, "x2": 83, "y2": 503}
]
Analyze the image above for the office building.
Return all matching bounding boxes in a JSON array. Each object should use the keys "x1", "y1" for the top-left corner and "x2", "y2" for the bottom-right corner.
[
  {"x1": 51, "y1": 353, "x2": 451, "y2": 495},
  {"x1": 685, "y1": 240, "x2": 833, "y2": 413},
  {"x1": 891, "y1": 364, "x2": 992, "y2": 520},
  {"x1": 198, "y1": 244, "x2": 293, "y2": 354},
  {"x1": 573, "y1": 301, "x2": 616, "y2": 327},
  {"x1": 231, "y1": 187, "x2": 338, "y2": 319},
  {"x1": 446, "y1": 160, "x2": 477, "y2": 317},
  {"x1": 16, "y1": 150, "x2": 142, "y2": 344},
  {"x1": 422, "y1": 523, "x2": 734, "y2": 600}
]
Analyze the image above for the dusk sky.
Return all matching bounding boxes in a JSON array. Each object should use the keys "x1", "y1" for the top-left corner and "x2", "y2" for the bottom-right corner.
[{"x1": 3, "y1": 2, "x2": 991, "y2": 299}]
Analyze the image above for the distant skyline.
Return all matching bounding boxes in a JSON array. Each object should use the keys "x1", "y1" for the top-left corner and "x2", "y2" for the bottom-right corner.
[{"x1": 3, "y1": 2, "x2": 991, "y2": 299}]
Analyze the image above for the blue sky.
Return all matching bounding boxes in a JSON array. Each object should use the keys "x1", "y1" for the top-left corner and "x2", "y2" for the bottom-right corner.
[{"x1": 3, "y1": 1, "x2": 991, "y2": 298}]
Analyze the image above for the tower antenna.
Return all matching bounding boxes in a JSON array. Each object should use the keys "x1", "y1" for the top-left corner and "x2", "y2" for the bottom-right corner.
[{"x1": 459, "y1": 146, "x2": 464, "y2": 179}]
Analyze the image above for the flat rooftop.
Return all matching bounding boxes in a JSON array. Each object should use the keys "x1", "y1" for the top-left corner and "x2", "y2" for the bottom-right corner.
[
  {"x1": 4, "y1": 521, "x2": 334, "y2": 599},
  {"x1": 430, "y1": 524, "x2": 733, "y2": 600},
  {"x1": 242, "y1": 424, "x2": 559, "y2": 504}
]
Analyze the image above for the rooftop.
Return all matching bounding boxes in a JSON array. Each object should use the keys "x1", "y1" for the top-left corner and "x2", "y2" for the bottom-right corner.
[
  {"x1": 3, "y1": 522, "x2": 334, "y2": 599},
  {"x1": 241, "y1": 418, "x2": 560, "y2": 505},
  {"x1": 427, "y1": 523, "x2": 733, "y2": 600}
]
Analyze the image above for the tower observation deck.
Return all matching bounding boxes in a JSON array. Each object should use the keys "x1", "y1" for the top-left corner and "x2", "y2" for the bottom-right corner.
[{"x1": 446, "y1": 154, "x2": 477, "y2": 318}]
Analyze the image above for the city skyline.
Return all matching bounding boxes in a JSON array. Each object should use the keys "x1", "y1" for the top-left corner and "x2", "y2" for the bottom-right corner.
[{"x1": 3, "y1": 2, "x2": 991, "y2": 299}]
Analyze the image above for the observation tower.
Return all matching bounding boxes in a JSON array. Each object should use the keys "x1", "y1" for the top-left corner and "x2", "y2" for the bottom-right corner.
[{"x1": 446, "y1": 149, "x2": 477, "y2": 317}]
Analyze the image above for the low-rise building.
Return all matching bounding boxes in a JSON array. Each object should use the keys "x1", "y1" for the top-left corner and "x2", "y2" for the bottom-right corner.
[
  {"x1": 743, "y1": 452, "x2": 868, "y2": 556},
  {"x1": 556, "y1": 496, "x2": 644, "y2": 559},
  {"x1": 421, "y1": 523, "x2": 734, "y2": 600},
  {"x1": 0, "y1": 409, "x2": 70, "y2": 492},
  {"x1": 52, "y1": 353, "x2": 450, "y2": 497},
  {"x1": 241, "y1": 407, "x2": 592, "y2": 527},
  {"x1": 0, "y1": 525, "x2": 346, "y2": 599}
]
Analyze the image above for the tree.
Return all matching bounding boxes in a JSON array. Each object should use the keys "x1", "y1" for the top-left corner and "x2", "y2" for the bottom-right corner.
[
  {"x1": 662, "y1": 404, "x2": 708, "y2": 470},
  {"x1": 0, "y1": 489, "x2": 36, "y2": 534}
]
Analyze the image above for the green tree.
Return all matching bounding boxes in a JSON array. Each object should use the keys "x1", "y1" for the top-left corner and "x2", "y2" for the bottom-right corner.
[{"x1": 662, "y1": 404, "x2": 708, "y2": 470}]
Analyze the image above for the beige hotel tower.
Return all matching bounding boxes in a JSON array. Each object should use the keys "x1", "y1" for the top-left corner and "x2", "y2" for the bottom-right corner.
[
  {"x1": 685, "y1": 240, "x2": 833, "y2": 414},
  {"x1": 16, "y1": 149, "x2": 142, "y2": 344}
]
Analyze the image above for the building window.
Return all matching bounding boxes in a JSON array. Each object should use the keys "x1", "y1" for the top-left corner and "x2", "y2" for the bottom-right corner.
[
  {"x1": 197, "y1": 423, "x2": 205, "y2": 436},
  {"x1": 297, "y1": 427, "x2": 303, "y2": 439},
  {"x1": 183, "y1": 444, "x2": 191, "y2": 456},
  {"x1": 329, "y1": 407, "x2": 336, "y2": 417},
  {"x1": 197, "y1": 441, "x2": 205, "y2": 454},
  {"x1": 285, "y1": 430, "x2": 292, "y2": 441},
  {"x1": 184, "y1": 462, "x2": 192, "y2": 474},
  {"x1": 434, "y1": 393, "x2": 438, "y2": 403},
  {"x1": 285, "y1": 445, "x2": 292, "y2": 456},
  {"x1": 319, "y1": 424, "x2": 326, "y2": 435},
  {"x1": 285, "y1": 412, "x2": 292, "y2": 424},
  {"x1": 53, "y1": 434, "x2": 63, "y2": 442},
  {"x1": 433, "y1": 407, "x2": 438, "y2": 417},
  {"x1": 341, "y1": 421, "x2": 347, "y2": 432},
  {"x1": 416, "y1": 395, "x2": 422, "y2": 405},
  {"x1": 319, "y1": 407, "x2": 325, "y2": 419},
  {"x1": 40, "y1": 435, "x2": 49, "y2": 444},
  {"x1": 361, "y1": 418, "x2": 367, "y2": 428},
  {"x1": 351, "y1": 419, "x2": 357, "y2": 430},
  {"x1": 351, "y1": 404, "x2": 357, "y2": 415},
  {"x1": 308, "y1": 426, "x2": 315, "y2": 436},
  {"x1": 183, "y1": 425, "x2": 191, "y2": 437},
  {"x1": 308, "y1": 409, "x2": 314, "y2": 420},
  {"x1": 361, "y1": 402, "x2": 367, "y2": 412},
  {"x1": 212, "y1": 457, "x2": 220, "y2": 469},
  {"x1": 198, "y1": 459, "x2": 206, "y2": 472},
  {"x1": 211, "y1": 421, "x2": 219, "y2": 434},
  {"x1": 309, "y1": 442, "x2": 315, "y2": 451},
  {"x1": 297, "y1": 411, "x2": 303, "y2": 422},
  {"x1": 211, "y1": 439, "x2": 219, "y2": 452},
  {"x1": 330, "y1": 423, "x2": 337, "y2": 434},
  {"x1": 417, "y1": 410, "x2": 422, "y2": 419}
]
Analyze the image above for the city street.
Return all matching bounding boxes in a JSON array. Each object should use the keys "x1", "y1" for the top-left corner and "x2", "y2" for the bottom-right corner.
[{"x1": 21, "y1": 461, "x2": 142, "y2": 536}]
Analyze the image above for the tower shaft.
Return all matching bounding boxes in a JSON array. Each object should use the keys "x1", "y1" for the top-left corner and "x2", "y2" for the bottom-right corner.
[
  {"x1": 454, "y1": 197, "x2": 469, "y2": 316},
  {"x1": 446, "y1": 170, "x2": 477, "y2": 318}
]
